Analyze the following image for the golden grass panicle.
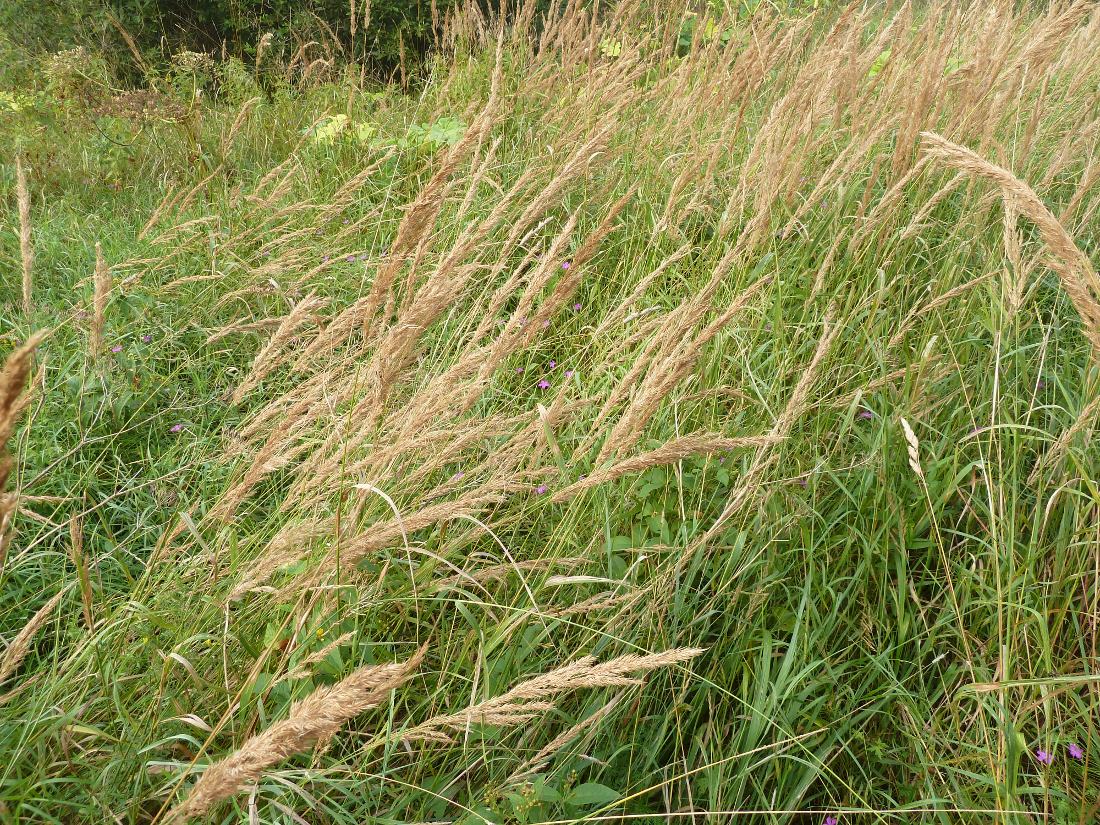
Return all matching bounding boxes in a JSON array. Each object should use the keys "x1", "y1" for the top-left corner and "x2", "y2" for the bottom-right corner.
[
  {"x1": 689, "y1": 315, "x2": 841, "y2": 558},
  {"x1": 595, "y1": 273, "x2": 772, "y2": 464},
  {"x1": 0, "y1": 332, "x2": 46, "y2": 496},
  {"x1": 899, "y1": 416, "x2": 925, "y2": 480},
  {"x1": 0, "y1": 333, "x2": 45, "y2": 565},
  {"x1": 169, "y1": 648, "x2": 424, "y2": 822},
  {"x1": 509, "y1": 693, "x2": 625, "y2": 783},
  {"x1": 326, "y1": 485, "x2": 508, "y2": 580},
  {"x1": 551, "y1": 433, "x2": 777, "y2": 503},
  {"x1": 221, "y1": 95, "x2": 260, "y2": 156},
  {"x1": 90, "y1": 242, "x2": 111, "y2": 358},
  {"x1": 0, "y1": 586, "x2": 69, "y2": 687},
  {"x1": 403, "y1": 648, "x2": 702, "y2": 744},
  {"x1": 230, "y1": 295, "x2": 329, "y2": 405},
  {"x1": 1029, "y1": 392, "x2": 1100, "y2": 484},
  {"x1": 920, "y1": 131, "x2": 1100, "y2": 357},
  {"x1": 228, "y1": 518, "x2": 333, "y2": 601},
  {"x1": 69, "y1": 514, "x2": 94, "y2": 629},
  {"x1": 254, "y1": 32, "x2": 273, "y2": 71},
  {"x1": 888, "y1": 272, "x2": 995, "y2": 350},
  {"x1": 16, "y1": 157, "x2": 33, "y2": 315}
]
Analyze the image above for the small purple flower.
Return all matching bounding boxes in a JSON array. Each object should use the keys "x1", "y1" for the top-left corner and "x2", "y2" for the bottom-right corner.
[
  {"x1": 110, "y1": 345, "x2": 123, "y2": 353},
  {"x1": 1036, "y1": 749, "x2": 1054, "y2": 766},
  {"x1": 451, "y1": 472, "x2": 464, "y2": 481},
  {"x1": 342, "y1": 218, "x2": 349, "y2": 224},
  {"x1": 359, "y1": 254, "x2": 368, "y2": 261},
  {"x1": 1068, "y1": 743, "x2": 1084, "y2": 760},
  {"x1": 169, "y1": 423, "x2": 185, "y2": 433},
  {"x1": 541, "y1": 319, "x2": 550, "y2": 328},
  {"x1": 564, "y1": 370, "x2": 574, "y2": 378},
  {"x1": 573, "y1": 302, "x2": 582, "y2": 311},
  {"x1": 515, "y1": 367, "x2": 524, "y2": 374},
  {"x1": 536, "y1": 484, "x2": 547, "y2": 494},
  {"x1": 562, "y1": 261, "x2": 571, "y2": 270},
  {"x1": 538, "y1": 379, "x2": 550, "y2": 389},
  {"x1": 824, "y1": 818, "x2": 838, "y2": 825},
  {"x1": 346, "y1": 255, "x2": 355, "y2": 262},
  {"x1": 857, "y1": 409, "x2": 873, "y2": 420},
  {"x1": 142, "y1": 334, "x2": 152, "y2": 343},
  {"x1": 798, "y1": 477, "x2": 808, "y2": 488},
  {"x1": 1036, "y1": 379, "x2": 1047, "y2": 391},
  {"x1": 548, "y1": 360, "x2": 556, "y2": 369},
  {"x1": 322, "y1": 255, "x2": 330, "y2": 262}
]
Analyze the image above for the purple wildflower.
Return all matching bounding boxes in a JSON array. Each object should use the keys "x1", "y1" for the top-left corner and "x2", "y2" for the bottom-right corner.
[
  {"x1": 359, "y1": 254, "x2": 368, "y2": 261},
  {"x1": 342, "y1": 218, "x2": 349, "y2": 224},
  {"x1": 548, "y1": 360, "x2": 556, "y2": 369},
  {"x1": 573, "y1": 302, "x2": 582, "y2": 311},
  {"x1": 451, "y1": 472, "x2": 464, "y2": 481},
  {"x1": 169, "y1": 423, "x2": 185, "y2": 433},
  {"x1": 536, "y1": 484, "x2": 548, "y2": 494},
  {"x1": 1068, "y1": 743, "x2": 1084, "y2": 760},
  {"x1": 346, "y1": 255, "x2": 355, "y2": 262},
  {"x1": 538, "y1": 379, "x2": 550, "y2": 389},
  {"x1": 110, "y1": 345, "x2": 123, "y2": 353},
  {"x1": 542, "y1": 319, "x2": 550, "y2": 328},
  {"x1": 824, "y1": 818, "x2": 838, "y2": 825},
  {"x1": 562, "y1": 261, "x2": 571, "y2": 270},
  {"x1": 1036, "y1": 749, "x2": 1054, "y2": 766},
  {"x1": 515, "y1": 367, "x2": 524, "y2": 374},
  {"x1": 565, "y1": 370, "x2": 574, "y2": 378},
  {"x1": 142, "y1": 334, "x2": 152, "y2": 343},
  {"x1": 858, "y1": 409, "x2": 873, "y2": 420},
  {"x1": 1036, "y1": 379, "x2": 1047, "y2": 390},
  {"x1": 322, "y1": 255, "x2": 330, "y2": 262}
]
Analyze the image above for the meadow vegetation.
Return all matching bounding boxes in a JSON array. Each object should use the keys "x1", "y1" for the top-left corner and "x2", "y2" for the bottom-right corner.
[{"x1": 2, "y1": 1, "x2": 1100, "y2": 822}]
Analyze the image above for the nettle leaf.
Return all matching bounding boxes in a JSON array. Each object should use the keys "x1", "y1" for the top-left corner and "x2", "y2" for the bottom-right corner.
[
  {"x1": 533, "y1": 778, "x2": 561, "y2": 803},
  {"x1": 425, "y1": 116, "x2": 466, "y2": 147},
  {"x1": 599, "y1": 37, "x2": 623, "y2": 58},
  {"x1": 569, "y1": 782, "x2": 619, "y2": 808},
  {"x1": 868, "y1": 49, "x2": 892, "y2": 78},
  {"x1": 307, "y1": 114, "x2": 350, "y2": 144}
]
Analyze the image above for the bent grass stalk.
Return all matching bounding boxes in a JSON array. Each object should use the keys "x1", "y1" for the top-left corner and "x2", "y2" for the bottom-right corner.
[{"x1": 168, "y1": 649, "x2": 425, "y2": 822}]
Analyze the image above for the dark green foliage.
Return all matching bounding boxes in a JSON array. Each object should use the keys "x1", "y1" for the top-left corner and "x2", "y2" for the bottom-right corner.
[
  {"x1": 106, "y1": 0, "x2": 452, "y2": 75},
  {"x1": 4, "y1": 0, "x2": 567, "y2": 85}
]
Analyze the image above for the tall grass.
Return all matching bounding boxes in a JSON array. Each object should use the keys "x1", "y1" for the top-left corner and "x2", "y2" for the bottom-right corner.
[{"x1": 3, "y1": 0, "x2": 1100, "y2": 822}]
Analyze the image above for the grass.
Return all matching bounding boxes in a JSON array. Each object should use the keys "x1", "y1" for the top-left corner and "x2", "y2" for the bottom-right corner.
[{"x1": 3, "y1": 0, "x2": 1100, "y2": 823}]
